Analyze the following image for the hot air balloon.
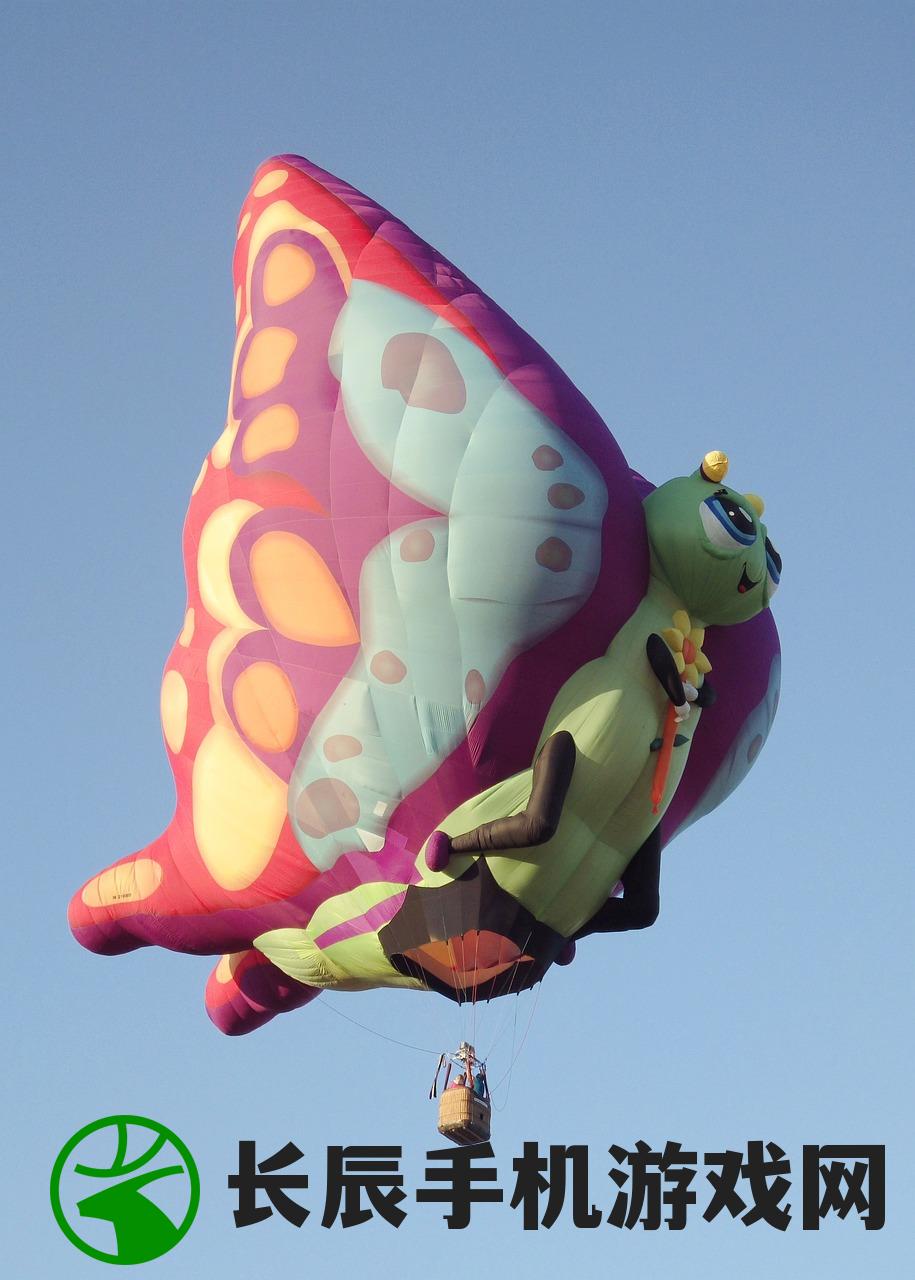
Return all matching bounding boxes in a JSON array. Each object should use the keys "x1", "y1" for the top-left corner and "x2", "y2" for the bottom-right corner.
[{"x1": 69, "y1": 155, "x2": 781, "y2": 1044}]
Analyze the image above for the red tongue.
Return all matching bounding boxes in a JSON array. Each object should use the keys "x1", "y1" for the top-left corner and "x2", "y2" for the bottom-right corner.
[
  {"x1": 404, "y1": 931, "x2": 534, "y2": 990},
  {"x1": 448, "y1": 930, "x2": 521, "y2": 970}
]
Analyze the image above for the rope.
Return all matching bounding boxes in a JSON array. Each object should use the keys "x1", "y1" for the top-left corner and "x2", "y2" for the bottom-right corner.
[
  {"x1": 315, "y1": 996, "x2": 440, "y2": 1057},
  {"x1": 481, "y1": 990, "x2": 522, "y2": 1062},
  {"x1": 489, "y1": 998, "x2": 519, "y2": 1111},
  {"x1": 478, "y1": 925, "x2": 534, "y2": 1059},
  {"x1": 489, "y1": 979, "x2": 543, "y2": 1109},
  {"x1": 312, "y1": 915, "x2": 544, "y2": 1096}
]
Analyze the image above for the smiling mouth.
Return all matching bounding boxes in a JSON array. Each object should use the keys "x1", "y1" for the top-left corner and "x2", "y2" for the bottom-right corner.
[
  {"x1": 403, "y1": 932, "x2": 533, "y2": 990},
  {"x1": 738, "y1": 565, "x2": 759, "y2": 594},
  {"x1": 377, "y1": 857, "x2": 565, "y2": 1002}
]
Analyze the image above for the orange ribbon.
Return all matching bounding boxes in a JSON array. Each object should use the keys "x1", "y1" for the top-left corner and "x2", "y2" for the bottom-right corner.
[{"x1": 651, "y1": 701, "x2": 680, "y2": 815}]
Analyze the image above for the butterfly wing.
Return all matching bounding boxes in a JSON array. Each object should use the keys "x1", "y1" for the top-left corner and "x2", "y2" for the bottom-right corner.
[{"x1": 69, "y1": 157, "x2": 648, "y2": 1004}]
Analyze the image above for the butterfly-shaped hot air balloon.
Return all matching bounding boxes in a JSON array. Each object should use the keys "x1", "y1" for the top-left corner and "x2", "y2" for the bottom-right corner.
[{"x1": 69, "y1": 155, "x2": 781, "y2": 1034}]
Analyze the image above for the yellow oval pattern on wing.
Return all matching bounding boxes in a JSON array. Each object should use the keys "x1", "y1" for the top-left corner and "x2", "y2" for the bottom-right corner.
[
  {"x1": 192, "y1": 724, "x2": 287, "y2": 891},
  {"x1": 160, "y1": 669, "x2": 189, "y2": 754},
  {"x1": 196, "y1": 500, "x2": 261, "y2": 630},
  {"x1": 81, "y1": 858, "x2": 164, "y2": 908}
]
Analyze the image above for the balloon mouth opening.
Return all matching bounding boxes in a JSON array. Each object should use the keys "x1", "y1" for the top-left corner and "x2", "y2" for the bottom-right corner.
[
  {"x1": 400, "y1": 930, "x2": 534, "y2": 991},
  {"x1": 377, "y1": 857, "x2": 566, "y2": 1003}
]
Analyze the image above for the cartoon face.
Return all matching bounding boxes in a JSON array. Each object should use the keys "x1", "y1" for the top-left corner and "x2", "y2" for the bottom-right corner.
[{"x1": 643, "y1": 458, "x2": 781, "y2": 625}]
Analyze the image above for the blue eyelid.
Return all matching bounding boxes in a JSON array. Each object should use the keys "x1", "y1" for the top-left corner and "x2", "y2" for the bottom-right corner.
[
  {"x1": 766, "y1": 550, "x2": 781, "y2": 584},
  {"x1": 703, "y1": 497, "x2": 756, "y2": 546}
]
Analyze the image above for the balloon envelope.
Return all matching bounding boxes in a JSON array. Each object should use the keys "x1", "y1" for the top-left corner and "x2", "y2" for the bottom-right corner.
[{"x1": 69, "y1": 155, "x2": 779, "y2": 1034}]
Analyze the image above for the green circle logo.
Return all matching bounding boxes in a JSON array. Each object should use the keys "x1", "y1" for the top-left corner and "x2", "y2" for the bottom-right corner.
[{"x1": 50, "y1": 1115, "x2": 199, "y2": 1264}]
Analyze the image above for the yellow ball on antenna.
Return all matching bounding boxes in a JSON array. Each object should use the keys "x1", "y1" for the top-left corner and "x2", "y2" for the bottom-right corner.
[
  {"x1": 700, "y1": 451, "x2": 729, "y2": 483},
  {"x1": 745, "y1": 493, "x2": 765, "y2": 517}
]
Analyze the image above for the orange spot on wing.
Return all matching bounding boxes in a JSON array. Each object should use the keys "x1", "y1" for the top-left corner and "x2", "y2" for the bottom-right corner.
[
  {"x1": 241, "y1": 403, "x2": 299, "y2": 463},
  {"x1": 263, "y1": 243, "x2": 316, "y2": 305},
  {"x1": 233, "y1": 661, "x2": 299, "y2": 753},
  {"x1": 240, "y1": 327, "x2": 297, "y2": 399},
  {"x1": 250, "y1": 531, "x2": 358, "y2": 646}
]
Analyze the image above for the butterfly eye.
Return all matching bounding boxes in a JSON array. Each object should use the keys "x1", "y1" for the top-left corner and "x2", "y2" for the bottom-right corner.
[
  {"x1": 765, "y1": 537, "x2": 781, "y2": 597},
  {"x1": 699, "y1": 495, "x2": 758, "y2": 549}
]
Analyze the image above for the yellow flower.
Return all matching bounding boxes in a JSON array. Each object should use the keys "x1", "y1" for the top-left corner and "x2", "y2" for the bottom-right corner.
[{"x1": 662, "y1": 609, "x2": 712, "y2": 688}]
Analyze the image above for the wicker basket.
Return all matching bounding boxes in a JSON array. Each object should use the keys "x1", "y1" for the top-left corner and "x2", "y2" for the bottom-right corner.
[{"x1": 438, "y1": 1086, "x2": 491, "y2": 1146}]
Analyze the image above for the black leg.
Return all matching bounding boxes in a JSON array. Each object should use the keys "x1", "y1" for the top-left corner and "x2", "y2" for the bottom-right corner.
[
  {"x1": 573, "y1": 825, "x2": 661, "y2": 937},
  {"x1": 449, "y1": 731, "x2": 577, "y2": 855}
]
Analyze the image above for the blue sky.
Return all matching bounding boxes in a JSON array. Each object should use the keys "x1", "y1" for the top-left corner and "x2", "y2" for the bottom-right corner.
[{"x1": 4, "y1": 2, "x2": 912, "y2": 1275}]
